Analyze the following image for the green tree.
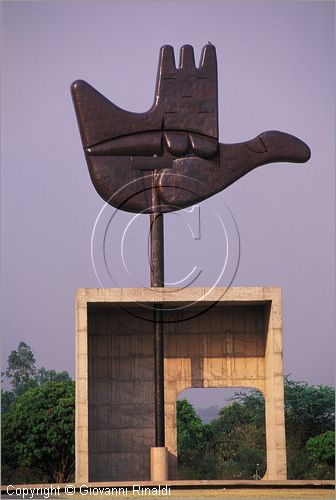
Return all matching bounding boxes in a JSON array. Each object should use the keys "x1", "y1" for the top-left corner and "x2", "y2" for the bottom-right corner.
[
  {"x1": 5, "y1": 342, "x2": 36, "y2": 395},
  {"x1": 2, "y1": 380, "x2": 75, "y2": 483},
  {"x1": 1, "y1": 390, "x2": 16, "y2": 413},
  {"x1": 306, "y1": 431, "x2": 335, "y2": 467},
  {"x1": 176, "y1": 379, "x2": 335, "y2": 480},
  {"x1": 207, "y1": 392, "x2": 266, "y2": 479},
  {"x1": 1, "y1": 342, "x2": 75, "y2": 484},
  {"x1": 176, "y1": 395, "x2": 266, "y2": 480},
  {"x1": 285, "y1": 378, "x2": 335, "y2": 440},
  {"x1": 35, "y1": 367, "x2": 72, "y2": 385},
  {"x1": 284, "y1": 378, "x2": 335, "y2": 479},
  {"x1": 176, "y1": 399, "x2": 207, "y2": 478}
]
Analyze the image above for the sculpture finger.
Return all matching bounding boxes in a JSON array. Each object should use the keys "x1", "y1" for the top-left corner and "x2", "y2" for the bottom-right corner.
[
  {"x1": 179, "y1": 45, "x2": 196, "y2": 69},
  {"x1": 155, "y1": 44, "x2": 218, "y2": 139}
]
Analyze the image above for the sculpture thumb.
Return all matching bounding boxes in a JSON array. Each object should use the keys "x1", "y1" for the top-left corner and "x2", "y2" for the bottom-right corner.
[{"x1": 219, "y1": 131, "x2": 311, "y2": 189}]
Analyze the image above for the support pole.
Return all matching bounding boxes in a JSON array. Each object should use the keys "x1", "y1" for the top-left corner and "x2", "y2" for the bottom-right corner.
[
  {"x1": 152, "y1": 302, "x2": 164, "y2": 446},
  {"x1": 149, "y1": 177, "x2": 167, "y2": 483},
  {"x1": 150, "y1": 212, "x2": 164, "y2": 288},
  {"x1": 150, "y1": 173, "x2": 165, "y2": 449}
]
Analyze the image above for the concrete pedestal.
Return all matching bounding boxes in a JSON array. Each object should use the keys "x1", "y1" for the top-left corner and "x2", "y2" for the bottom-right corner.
[
  {"x1": 75, "y1": 287, "x2": 287, "y2": 482},
  {"x1": 150, "y1": 447, "x2": 168, "y2": 481}
]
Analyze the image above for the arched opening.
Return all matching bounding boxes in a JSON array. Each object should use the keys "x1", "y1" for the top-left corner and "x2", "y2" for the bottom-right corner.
[{"x1": 176, "y1": 387, "x2": 266, "y2": 480}]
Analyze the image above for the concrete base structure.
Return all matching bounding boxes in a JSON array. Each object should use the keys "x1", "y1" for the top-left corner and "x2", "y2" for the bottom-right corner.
[
  {"x1": 76, "y1": 287, "x2": 287, "y2": 482},
  {"x1": 150, "y1": 447, "x2": 168, "y2": 481}
]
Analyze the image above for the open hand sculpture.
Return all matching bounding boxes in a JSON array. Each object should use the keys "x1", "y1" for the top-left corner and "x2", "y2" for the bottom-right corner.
[{"x1": 71, "y1": 44, "x2": 310, "y2": 213}]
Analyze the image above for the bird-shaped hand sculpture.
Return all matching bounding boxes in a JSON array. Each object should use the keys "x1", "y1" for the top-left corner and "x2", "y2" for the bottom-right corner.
[{"x1": 71, "y1": 44, "x2": 310, "y2": 214}]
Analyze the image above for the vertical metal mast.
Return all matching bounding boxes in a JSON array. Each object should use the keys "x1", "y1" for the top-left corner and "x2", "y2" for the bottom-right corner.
[{"x1": 150, "y1": 171, "x2": 165, "y2": 447}]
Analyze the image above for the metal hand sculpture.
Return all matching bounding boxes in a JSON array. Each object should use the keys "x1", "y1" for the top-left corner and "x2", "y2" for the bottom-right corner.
[{"x1": 71, "y1": 44, "x2": 310, "y2": 213}]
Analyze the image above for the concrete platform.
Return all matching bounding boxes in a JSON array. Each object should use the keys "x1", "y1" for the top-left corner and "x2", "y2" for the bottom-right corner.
[{"x1": 76, "y1": 287, "x2": 287, "y2": 482}]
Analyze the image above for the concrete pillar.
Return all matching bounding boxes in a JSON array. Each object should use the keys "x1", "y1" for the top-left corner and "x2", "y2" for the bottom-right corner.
[
  {"x1": 75, "y1": 290, "x2": 89, "y2": 483},
  {"x1": 264, "y1": 292, "x2": 287, "y2": 480},
  {"x1": 150, "y1": 447, "x2": 168, "y2": 481}
]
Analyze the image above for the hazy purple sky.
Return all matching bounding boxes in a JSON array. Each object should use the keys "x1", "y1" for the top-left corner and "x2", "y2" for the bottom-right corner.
[{"x1": 1, "y1": 1, "x2": 334, "y2": 407}]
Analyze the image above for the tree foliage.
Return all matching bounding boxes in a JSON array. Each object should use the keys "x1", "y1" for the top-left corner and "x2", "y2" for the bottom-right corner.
[
  {"x1": 202, "y1": 393, "x2": 266, "y2": 479},
  {"x1": 5, "y1": 342, "x2": 36, "y2": 395},
  {"x1": 2, "y1": 381, "x2": 75, "y2": 483},
  {"x1": 306, "y1": 431, "x2": 335, "y2": 467},
  {"x1": 285, "y1": 377, "x2": 335, "y2": 440},
  {"x1": 35, "y1": 367, "x2": 72, "y2": 386},
  {"x1": 176, "y1": 399, "x2": 207, "y2": 478},
  {"x1": 284, "y1": 377, "x2": 335, "y2": 479},
  {"x1": 1, "y1": 342, "x2": 75, "y2": 484},
  {"x1": 176, "y1": 380, "x2": 335, "y2": 480},
  {"x1": 2, "y1": 343, "x2": 73, "y2": 415}
]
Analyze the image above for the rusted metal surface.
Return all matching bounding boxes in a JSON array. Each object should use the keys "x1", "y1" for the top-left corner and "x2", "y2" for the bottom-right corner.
[
  {"x1": 150, "y1": 172, "x2": 164, "y2": 287},
  {"x1": 150, "y1": 212, "x2": 164, "y2": 287},
  {"x1": 71, "y1": 44, "x2": 310, "y2": 214}
]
